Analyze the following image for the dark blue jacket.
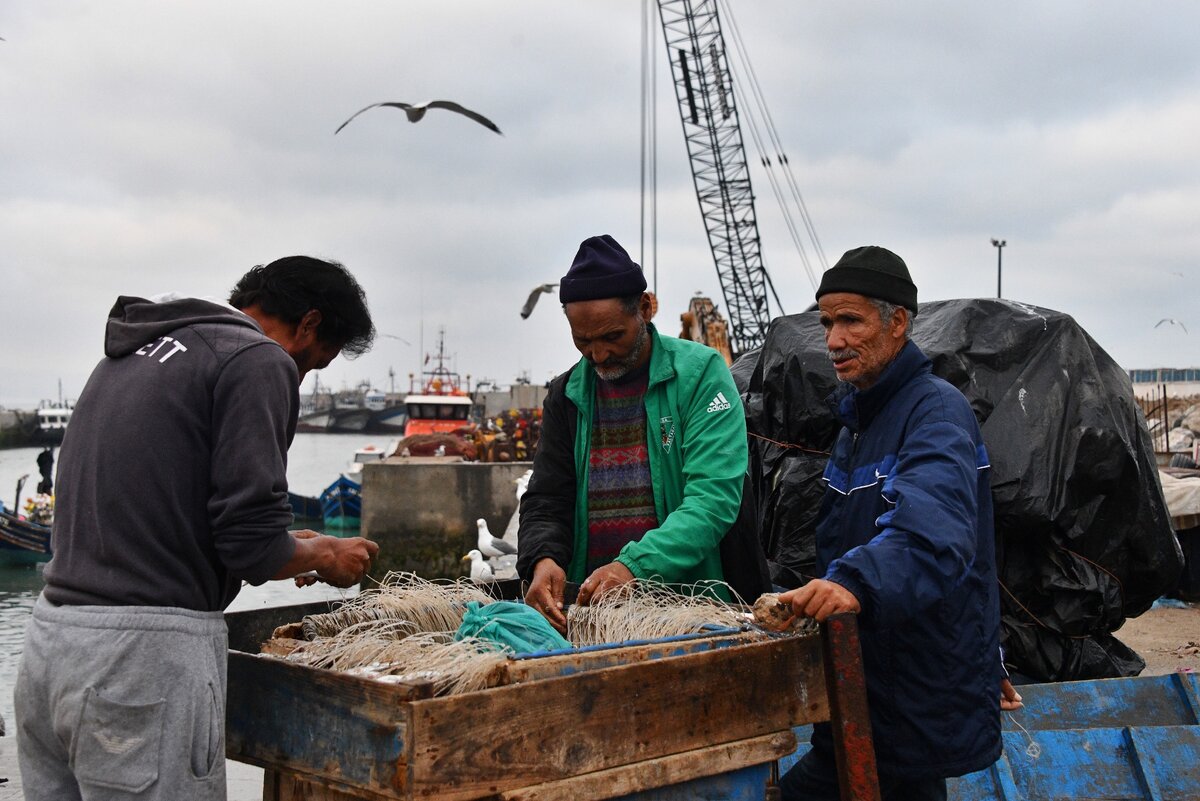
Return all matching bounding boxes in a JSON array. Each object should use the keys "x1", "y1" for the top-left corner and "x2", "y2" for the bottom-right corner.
[{"x1": 812, "y1": 340, "x2": 1002, "y2": 779}]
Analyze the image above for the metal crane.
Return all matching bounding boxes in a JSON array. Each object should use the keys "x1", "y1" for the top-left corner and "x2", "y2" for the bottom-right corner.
[
  {"x1": 654, "y1": 0, "x2": 824, "y2": 355},
  {"x1": 656, "y1": 0, "x2": 771, "y2": 354}
]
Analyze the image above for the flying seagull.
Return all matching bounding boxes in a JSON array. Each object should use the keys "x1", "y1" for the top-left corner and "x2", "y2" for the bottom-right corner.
[
  {"x1": 520, "y1": 283, "x2": 558, "y2": 319},
  {"x1": 335, "y1": 100, "x2": 502, "y2": 136},
  {"x1": 1156, "y1": 318, "x2": 1188, "y2": 334},
  {"x1": 380, "y1": 332, "x2": 411, "y2": 346},
  {"x1": 476, "y1": 518, "x2": 517, "y2": 558}
]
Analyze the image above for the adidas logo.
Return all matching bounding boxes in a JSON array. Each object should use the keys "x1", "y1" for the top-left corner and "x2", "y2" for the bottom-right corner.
[{"x1": 706, "y1": 391, "x2": 732, "y2": 413}]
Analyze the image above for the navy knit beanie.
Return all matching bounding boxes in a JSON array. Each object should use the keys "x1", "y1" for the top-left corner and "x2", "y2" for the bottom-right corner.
[
  {"x1": 815, "y1": 245, "x2": 918, "y2": 313},
  {"x1": 559, "y1": 235, "x2": 647, "y2": 303}
]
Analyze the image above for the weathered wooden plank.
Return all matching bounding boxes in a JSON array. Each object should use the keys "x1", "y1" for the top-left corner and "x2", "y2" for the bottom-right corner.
[
  {"x1": 407, "y1": 634, "x2": 825, "y2": 801},
  {"x1": 269, "y1": 769, "x2": 397, "y2": 800},
  {"x1": 226, "y1": 652, "x2": 432, "y2": 797},
  {"x1": 496, "y1": 730, "x2": 796, "y2": 801},
  {"x1": 500, "y1": 631, "x2": 766, "y2": 685}
]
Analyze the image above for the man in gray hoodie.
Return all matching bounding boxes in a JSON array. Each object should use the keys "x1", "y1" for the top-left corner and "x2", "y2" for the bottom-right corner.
[{"x1": 15, "y1": 255, "x2": 380, "y2": 800}]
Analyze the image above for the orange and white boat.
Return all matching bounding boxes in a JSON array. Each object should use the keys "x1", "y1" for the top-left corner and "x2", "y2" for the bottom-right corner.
[{"x1": 403, "y1": 329, "x2": 476, "y2": 437}]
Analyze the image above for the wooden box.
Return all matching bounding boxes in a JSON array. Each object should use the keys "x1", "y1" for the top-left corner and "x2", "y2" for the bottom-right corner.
[{"x1": 225, "y1": 602, "x2": 829, "y2": 801}]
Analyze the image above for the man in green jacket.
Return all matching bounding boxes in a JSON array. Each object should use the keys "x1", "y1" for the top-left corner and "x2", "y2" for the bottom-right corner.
[{"x1": 517, "y1": 235, "x2": 750, "y2": 632}]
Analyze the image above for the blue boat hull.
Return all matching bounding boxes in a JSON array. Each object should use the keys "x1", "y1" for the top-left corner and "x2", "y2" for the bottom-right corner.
[
  {"x1": 287, "y1": 491, "x2": 323, "y2": 522},
  {"x1": 319, "y1": 476, "x2": 362, "y2": 521},
  {"x1": 781, "y1": 672, "x2": 1200, "y2": 800},
  {"x1": 0, "y1": 510, "x2": 52, "y2": 564}
]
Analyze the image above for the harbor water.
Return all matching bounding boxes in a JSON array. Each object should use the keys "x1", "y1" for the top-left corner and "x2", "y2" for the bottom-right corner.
[{"x1": 0, "y1": 432, "x2": 393, "y2": 731}]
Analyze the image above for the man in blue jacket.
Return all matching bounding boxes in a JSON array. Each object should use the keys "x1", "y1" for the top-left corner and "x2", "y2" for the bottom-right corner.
[{"x1": 779, "y1": 246, "x2": 1011, "y2": 800}]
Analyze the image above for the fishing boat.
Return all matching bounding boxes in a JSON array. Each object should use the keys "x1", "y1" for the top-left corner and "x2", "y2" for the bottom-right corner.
[
  {"x1": 297, "y1": 379, "x2": 409, "y2": 434},
  {"x1": 287, "y1": 491, "x2": 324, "y2": 524},
  {"x1": 403, "y1": 328, "x2": 476, "y2": 438},
  {"x1": 34, "y1": 399, "x2": 73, "y2": 446},
  {"x1": 0, "y1": 474, "x2": 53, "y2": 564},
  {"x1": 0, "y1": 508, "x2": 51, "y2": 564},
  {"x1": 319, "y1": 475, "x2": 362, "y2": 527}
]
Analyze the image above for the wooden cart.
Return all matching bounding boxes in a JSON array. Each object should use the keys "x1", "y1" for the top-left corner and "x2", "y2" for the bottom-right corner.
[{"x1": 225, "y1": 602, "x2": 879, "y2": 801}]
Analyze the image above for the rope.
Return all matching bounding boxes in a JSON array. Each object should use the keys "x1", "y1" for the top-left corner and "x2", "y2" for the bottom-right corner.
[
  {"x1": 1006, "y1": 712, "x2": 1042, "y2": 759},
  {"x1": 748, "y1": 431, "x2": 831, "y2": 457}
]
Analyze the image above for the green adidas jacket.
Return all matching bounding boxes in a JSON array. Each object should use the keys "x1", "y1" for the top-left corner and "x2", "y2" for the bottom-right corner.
[{"x1": 517, "y1": 326, "x2": 747, "y2": 596}]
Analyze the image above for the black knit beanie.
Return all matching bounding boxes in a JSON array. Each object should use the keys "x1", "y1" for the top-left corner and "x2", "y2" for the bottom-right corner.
[
  {"x1": 559, "y1": 235, "x2": 647, "y2": 303},
  {"x1": 815, "y1": 246, "x2": 918, "y2": 313}
]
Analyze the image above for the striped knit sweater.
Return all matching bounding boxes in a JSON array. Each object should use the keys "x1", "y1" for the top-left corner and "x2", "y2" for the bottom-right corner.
[{"x1": 585, "y1": 364, "x2": 655, "y2": 574}]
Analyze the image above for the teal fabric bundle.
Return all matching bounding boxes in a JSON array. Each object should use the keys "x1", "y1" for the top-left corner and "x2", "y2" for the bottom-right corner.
[{"x1": 454, "y1": 601, "x2": 572, "y2": 653}]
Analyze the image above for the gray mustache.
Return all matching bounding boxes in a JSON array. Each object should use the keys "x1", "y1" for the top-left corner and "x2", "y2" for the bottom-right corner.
[{"x1": 828, "y1": 349, "x2": 859, "y2": 361}]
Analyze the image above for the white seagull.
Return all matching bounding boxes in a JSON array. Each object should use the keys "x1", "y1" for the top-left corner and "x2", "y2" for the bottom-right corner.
[
  {"x1": 520, "y1": 283, "x2": 558, "y2": 319},
  {"x1": 462, "y1": 549, "x2": 495, "y2": 582},
  {"x1": 477, "y1": 518, "x2": 517, "y2": 558},
  {"x1": 515, "y1": 469, "x2": 532, "y2": 501},
  {"x1": 1156, "y1": 318, "x2": 1189, "y2": 334},
  {"x1": 335, "y1": 100, "x2": 502, "y2": 135}
]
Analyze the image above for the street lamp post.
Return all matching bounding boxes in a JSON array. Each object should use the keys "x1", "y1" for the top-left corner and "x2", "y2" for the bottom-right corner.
[{"x1": 991, "y1": 238, "x2": 1006, "y2": 299}]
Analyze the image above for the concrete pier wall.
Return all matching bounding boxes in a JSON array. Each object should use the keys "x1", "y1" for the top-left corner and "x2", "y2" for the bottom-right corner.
[{"x1": 361, "y1": 458, "x2": 532, "y2": 579}]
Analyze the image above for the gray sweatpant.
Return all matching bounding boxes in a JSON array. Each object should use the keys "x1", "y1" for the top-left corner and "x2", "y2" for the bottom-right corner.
[{"x1": 15, "y1": 596, "x2": 229, "y2": 800}]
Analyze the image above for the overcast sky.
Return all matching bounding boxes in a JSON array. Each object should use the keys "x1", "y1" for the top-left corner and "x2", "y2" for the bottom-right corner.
[{"x1": 2, "y1": 1, "x2": 1197, "y2": 408}]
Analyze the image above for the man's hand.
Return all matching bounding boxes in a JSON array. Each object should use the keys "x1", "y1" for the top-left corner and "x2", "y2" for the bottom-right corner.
[
  {"x1": 1000, "y1": 678, "x2": 1023, "y2": 711},
  {"x1": 317, "y1": 536, "x2": 379, "y2": 587},
  {"x1": 576, "y1": 561, "x2": 635, "y2": 607},
  {"x1": 525, "y1": 558, "x2": 568, "y2": 633},
  {"x1": 276, "y1": 532, "x2": 378, "y2": 588},
  {"x1": 779, "y1": 578, "x2": 861, "y2": 623}
]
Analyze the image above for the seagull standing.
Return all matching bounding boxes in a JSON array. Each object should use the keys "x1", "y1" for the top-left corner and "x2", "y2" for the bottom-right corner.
[
  {"x1": 462, "y1": 549, "x2": 495, "y2": 582},
  {"x1": 515, "y1": 469, "x2": 533, "y2": 500},
  {"x1": 335, "y1": 100, "x2": 502, "y2": 135},
  {"x1": 520, "y1": 283, "x2": 559, "y2": 319},
  {"x1": 477, "y1": 518, "x2": 517, "y2": 558},
  {"x1": 1156, "y1": 318, "x2": 1189, "y2": 334}
]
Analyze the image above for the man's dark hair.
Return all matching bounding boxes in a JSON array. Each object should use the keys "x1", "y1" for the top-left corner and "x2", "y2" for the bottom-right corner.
[
  {"x1": 229, "y1": 256, "x2": 375, "y2": 357},
  {"x1": 618, "y1": 294, "x2": 641, "y2": 315}
]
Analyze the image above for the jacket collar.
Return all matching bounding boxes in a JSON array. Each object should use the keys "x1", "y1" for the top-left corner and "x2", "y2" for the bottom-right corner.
[
  {"x1": 566, "y1": 323, "x2": 670, "y2": 407},
  {"x1": 829, "y1": 339, "x2": 930, "y2": 432}
]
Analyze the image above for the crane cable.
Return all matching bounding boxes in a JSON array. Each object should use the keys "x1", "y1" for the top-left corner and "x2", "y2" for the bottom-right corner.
[
  {"x1": 716, "y1": 0, "x2": 829, "y2": 287},
  {"x1": 719, "y1": 0, "x2": 827, "y2": 270},
  {"x1": 644, "y1": 0, "x2": 790, "y2": 318},
  {"x1": 640, "y1": 0, "x2": 659, "y2": 295},
  {"x1": 717, "y1": 0, "x2": 820, "y2": 288}
]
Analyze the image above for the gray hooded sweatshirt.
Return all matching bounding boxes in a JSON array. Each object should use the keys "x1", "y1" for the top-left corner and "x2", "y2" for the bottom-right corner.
[{"x1": 43, "y1": 296, "x2": 299, "y2": 611}]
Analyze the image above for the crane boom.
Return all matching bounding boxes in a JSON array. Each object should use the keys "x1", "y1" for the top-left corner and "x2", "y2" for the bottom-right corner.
[{"x1": 656, "y1": 0, "x2": 773, "y2": 354}]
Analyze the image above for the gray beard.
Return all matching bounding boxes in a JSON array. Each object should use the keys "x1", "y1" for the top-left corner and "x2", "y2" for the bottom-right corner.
[{"x1": 593, "y1": 322, "x2": 648, "y2": 381}]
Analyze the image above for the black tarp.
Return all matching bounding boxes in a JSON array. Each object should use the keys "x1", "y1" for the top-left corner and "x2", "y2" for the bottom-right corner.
[{"x1": 734, "y1": 298, "x2": 1183, "y2": 681}]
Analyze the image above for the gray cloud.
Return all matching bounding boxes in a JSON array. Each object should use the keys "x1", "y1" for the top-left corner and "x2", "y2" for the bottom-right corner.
[{"x1": 2, "y1": 0, "x2": 1198, "y2": 409}]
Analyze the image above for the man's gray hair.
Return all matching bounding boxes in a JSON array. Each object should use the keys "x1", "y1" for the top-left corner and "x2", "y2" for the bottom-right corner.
[{"x1": 871, "y1": 298, "x2": 914, "y2": 337}]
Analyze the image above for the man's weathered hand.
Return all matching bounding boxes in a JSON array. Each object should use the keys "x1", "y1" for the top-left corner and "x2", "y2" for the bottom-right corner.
[
  {"x1": 576, "y1": 561, "x2": 635, "y2": 606},
  {"x1": 319, "y1": 536, "x2": 378, "y2": 587},
  {"x1": 1000, "y1": 678, "x2": 1023, "y2": 711},
  {"x1": 779, "y1": 578, "x2": 861, "y2": 623},
  {"x1": 525, "y1": 558, "x2": 568, "y2": 633}
]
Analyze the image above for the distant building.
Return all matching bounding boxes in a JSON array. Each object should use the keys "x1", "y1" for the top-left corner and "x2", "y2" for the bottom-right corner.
[
  {"x1": 476, "y1": 383, "x2": 549, "y2": 418},
  {"x1": 1129, "y1": 368, "x2": 1200, "y2": 397}
]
